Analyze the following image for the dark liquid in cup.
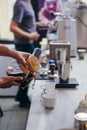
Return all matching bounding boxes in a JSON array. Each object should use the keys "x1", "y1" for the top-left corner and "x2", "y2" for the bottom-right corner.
[
  {"x1": 6, "y1": 70, "x2": 25, "y2": 83},
  {"x1": 6, "y1": 70, "x2": 25, "y2": 77}
]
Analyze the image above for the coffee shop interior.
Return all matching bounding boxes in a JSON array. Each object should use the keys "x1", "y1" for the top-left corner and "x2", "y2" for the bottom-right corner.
[{"x1": 1, "y1": 0, "x2": 87, "y2": 130}]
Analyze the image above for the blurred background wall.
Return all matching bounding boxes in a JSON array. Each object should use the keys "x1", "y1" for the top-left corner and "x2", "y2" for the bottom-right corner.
[{"x1": 0, "y1": 0, "x2": 16, "y2": 39}]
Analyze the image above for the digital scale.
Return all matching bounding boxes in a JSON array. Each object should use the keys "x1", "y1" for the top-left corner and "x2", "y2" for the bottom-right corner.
[
  {"x1": 36, "y1": 71, "x2": 79, "y2": 88},
  {"x1": 55, "y1": 78, "x2": 79, "y2": 88}
]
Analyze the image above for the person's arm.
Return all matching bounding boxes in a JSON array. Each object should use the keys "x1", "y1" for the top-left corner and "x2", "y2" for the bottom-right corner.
[
  {"x1": 0, "y1": 44, "x2": 30, "y2": 68},
  {"x1": 0, "y1": 44, "x2": 30, "y2": 89},
  {"x1": 0, "y1": 76, "x2": 23, "y2": 89},
  {"x1": 10, "y1": 20, "x2": 40, "y2": 41}
]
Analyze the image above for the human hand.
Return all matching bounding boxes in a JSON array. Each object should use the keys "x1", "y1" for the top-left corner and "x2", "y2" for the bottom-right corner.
[
  {"x1": 0, "y1": 76, "x2": 23, "y2": 89},
  {"x1": 13, "y1": 51, "x2": 31, "y2": 69},
  {"x1": 29, "y1": 32, "x2": 40, "y2": 41}
]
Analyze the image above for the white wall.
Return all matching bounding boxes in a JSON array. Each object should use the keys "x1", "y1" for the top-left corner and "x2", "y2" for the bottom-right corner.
[{"x1": 0, "y1": 0, "x2": 15, "y2": 39}]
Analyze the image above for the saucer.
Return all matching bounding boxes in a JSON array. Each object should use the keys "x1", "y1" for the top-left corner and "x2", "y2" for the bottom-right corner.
[{"x1": 74, "y1": 112, "x2": 87, "y2": 121}]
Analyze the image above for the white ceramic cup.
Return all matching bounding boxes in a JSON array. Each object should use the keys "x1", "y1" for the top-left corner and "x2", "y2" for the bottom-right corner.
[{"x1": 41, "y1": 89, "x2": 57, "y2": 109}]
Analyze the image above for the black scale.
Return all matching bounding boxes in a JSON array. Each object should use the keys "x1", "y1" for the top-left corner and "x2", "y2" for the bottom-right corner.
[{"x1": 55, "y1": 78, "x2": 79, "y2": 88}]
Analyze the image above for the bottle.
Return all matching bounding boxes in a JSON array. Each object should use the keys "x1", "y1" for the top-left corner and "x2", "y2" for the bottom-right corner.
[{"x1": 48, "y1": 60, "x2": 55, "y2": 75}]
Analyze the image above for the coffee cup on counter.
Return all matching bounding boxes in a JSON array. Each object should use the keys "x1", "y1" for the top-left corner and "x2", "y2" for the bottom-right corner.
[
  {"x1": 41, "y1": 89, "x2": 57, "y2": 109},
  {"x1": 74, "y1": 112, "x2": 87, "y2": 130},
  {"x1": 77, "y1": 49, "x2": 86, "y2": 60}
]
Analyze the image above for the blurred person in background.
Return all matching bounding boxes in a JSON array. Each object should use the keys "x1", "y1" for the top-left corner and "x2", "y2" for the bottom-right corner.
[
  {"x1": 38, "y1": 0, "x2": 61, "y2": 24},
  {"x1": 10, "y1": 0, "x2": 40, "y2": 108}
]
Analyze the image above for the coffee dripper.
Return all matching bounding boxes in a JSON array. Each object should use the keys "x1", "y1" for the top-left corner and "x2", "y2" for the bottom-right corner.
[{"x1": 6, "y1": 48, "x2": 41, "y2": 90}]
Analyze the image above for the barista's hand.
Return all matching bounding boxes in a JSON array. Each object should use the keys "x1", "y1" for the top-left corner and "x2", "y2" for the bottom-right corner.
[
  {"x1": 29, "y1": 32, "x2": 40, "y2": 41},
  {"x1": 0, "y1": 76, "x2": 23, "y2": 88},
  {"x1": 14, "y1": 51, "x2": 31, "y2": 68}
]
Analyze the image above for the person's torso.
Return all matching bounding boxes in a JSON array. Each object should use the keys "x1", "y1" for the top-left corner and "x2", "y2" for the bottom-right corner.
[{"x1": 13, "y1": 0, "x2": 36, "y2": 44}]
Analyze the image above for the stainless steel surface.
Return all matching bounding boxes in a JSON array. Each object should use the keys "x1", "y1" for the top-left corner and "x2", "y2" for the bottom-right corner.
[
  {"x1": 72, "y1": 8, "x2": 87, "y2": 48},
  {"x1": 58, "y1": 17, "x2": 77, "y2": 56}
]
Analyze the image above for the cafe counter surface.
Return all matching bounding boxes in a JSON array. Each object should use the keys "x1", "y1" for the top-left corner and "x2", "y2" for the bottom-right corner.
[
  {"x1": 26, "y1": 56, "x2": 87, "y2": 130},
  {"x1": 26, "y1": 80, "x2": 86, "y2": 130}
]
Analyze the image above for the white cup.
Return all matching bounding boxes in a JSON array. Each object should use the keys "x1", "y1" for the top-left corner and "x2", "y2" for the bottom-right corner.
[
  {"x1": 41, "y1": 89, "x2": 57, "y2": 109},
  {"x1": 40, "y1": 82, "x2": 55, "y2": 95},
  {"x1": 78, "y1": 49, "x2": 86, "y2": 60}
]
